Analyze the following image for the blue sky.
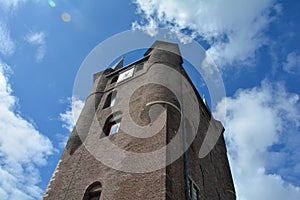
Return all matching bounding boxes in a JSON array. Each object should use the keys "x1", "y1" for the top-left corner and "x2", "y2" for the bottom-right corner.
[{"x1": 0, "y1": 0, "x2": 299, "y2": 199}]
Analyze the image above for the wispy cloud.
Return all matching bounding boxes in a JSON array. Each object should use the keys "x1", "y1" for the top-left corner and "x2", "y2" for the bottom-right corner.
[
  {"x1": 0, "y1": 22, "x2": 15, "y2": 56},
  {"x1": 0, "y1": 0, "x2": 23, "y2": 11},
  {"x1": 283, "y1": 52, "x2": 300, "y2": 74},
  {"x1": 0, "y1": 0, "x2": 41, "y2": 12},
  {"x1": 57, "y1": 97, "x2": 84, "y2": 149},
  {"x1": 214, "y1": 80, "x2": 300, "y2": 199},
  {"x1": 132, "y1": 0, "x2": 280, "y2": 67},
  {"x1": 25, "y1": 31, "x2": 46, "y2": 62},
  {"x1": 0, "y1": 61, "x2": 55, "y2": 200},
  {"x1": 59, "y1": 97, "x2": 84, "y2": 132}
]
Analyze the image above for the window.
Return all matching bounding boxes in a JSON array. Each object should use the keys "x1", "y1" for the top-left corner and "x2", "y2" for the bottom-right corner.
[
  {"x1": 111, "y1": 75, "x2": 119, "y2": 84},
  {"x1": 103, "y1": 91, "x2": 116, "y2": 109},
  {"x1": 117, "y1": 68, "x2": 134, "y2": 83},
  {"x1": 200, "y1": 165, "x2": 205, "y2": 186},
  {"x1": 103, "y1": 112, "x2": 122, "y2": 137},
  {"x1": 135, "y1": 63, "x2": 144, "y2": 72},
  {"x1": 107, "y1": 121, "x2": 120, "y2": 136},
  {"x1": 83, "y1": 182, "x2": 102, "y2": 200},
  {"x1": 88, "y1": 193, "x2": 100, "y2": 200},
  {"x1": 110, "y1": 93, "x2": 116, "y2": 107},
  {"x1": 188, "y1": 177, "x2": 199, "y2": 200}
]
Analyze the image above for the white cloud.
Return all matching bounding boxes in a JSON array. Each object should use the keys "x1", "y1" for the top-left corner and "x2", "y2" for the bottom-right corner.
[
  {"x1": 283, "y1": 52, "x2": 300, "y2": 74},
  {"x1": 0, "y1": 22, "x2": 15, "y2": 56},
  {"x1": 0, "y1": 0, "x2": 41, "y2": 12},
  {"x1": 132, "y1": 0, "x2": 280, "y2": 66},
  {"x1": 25, "y1": 31, "x2": 46, "y2": 62},
  {"x1": 214, "y1": 81, "x2": 300, "y2": 199},
  {"x1": 56, "y1": 95, "x2": 84, "y2": 149},
  {"x1": 0, "y1": 0, "x2": 23, "y2": 10},
  {"x1": 0, "y1": 61, "x2": 55, "y2": 200},
  {"x1": 59, "y1": 97, "x2": 84, "y2": 132},
  {"x1": 132, "y1": 18, "x2": 158, "y2": 37},
  {"x1": 56, "y1": 133, "x2": 69, "y2": 149}
]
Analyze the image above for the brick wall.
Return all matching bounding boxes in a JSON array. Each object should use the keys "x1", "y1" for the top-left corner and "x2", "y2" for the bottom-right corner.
[{"x1": 43, "y1": 41, "x2": 235, "y2": 200}]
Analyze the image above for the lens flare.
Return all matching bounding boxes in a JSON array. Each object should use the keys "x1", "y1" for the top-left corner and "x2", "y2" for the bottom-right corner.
[
  {"x1": 61, "y1": 13, "x2": 71, "y2": 22},
  {"x1": 48, "y1": 0, "x2": 56, "y2": 7}
]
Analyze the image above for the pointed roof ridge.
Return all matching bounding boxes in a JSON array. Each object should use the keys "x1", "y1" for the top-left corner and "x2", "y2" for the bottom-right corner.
[{"x1": 111, "y1": 57, "x2": 124, "y2": 70}]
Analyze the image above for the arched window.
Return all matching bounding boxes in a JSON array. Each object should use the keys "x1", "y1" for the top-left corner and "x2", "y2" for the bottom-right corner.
[
  {"x1": 83, "y1": 181, "x2": 102, "y2": 200},
  {"x1": 103, "y1": 91, "x2": 117, "y2": 109}
]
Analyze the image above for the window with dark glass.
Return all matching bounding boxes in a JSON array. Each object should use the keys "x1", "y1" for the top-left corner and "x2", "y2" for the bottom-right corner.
[
  {"x1": 83, "y1": 182, "x2": 102, "y2": 200},
  {"x1": 200, "y1": 165, "x2": 205, "y2": 186},
  {"x1": 88, "y1": 193, "x2": 100, "y2": 200},
  {"x1": 111, "y1": 75, "x2": 119, "y2": 84}
]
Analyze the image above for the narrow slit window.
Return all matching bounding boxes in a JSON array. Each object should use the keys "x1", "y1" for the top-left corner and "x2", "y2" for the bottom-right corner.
[
  {"x1": 110, "y1": 92, "x2": 116, "y2": 107},
  {"x1": 103, "y1": 91, "x2": 117, "y2": 109}
]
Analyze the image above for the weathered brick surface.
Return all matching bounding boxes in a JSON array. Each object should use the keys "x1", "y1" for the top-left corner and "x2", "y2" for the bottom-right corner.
[{"x1": 43, "y1": 41, "x2": 235, "y2": 200}]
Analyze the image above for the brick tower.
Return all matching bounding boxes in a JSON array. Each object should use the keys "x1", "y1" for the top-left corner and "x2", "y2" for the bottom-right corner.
[{"x1": 43, "y1": 41, "x2": 235, "y2": 200}]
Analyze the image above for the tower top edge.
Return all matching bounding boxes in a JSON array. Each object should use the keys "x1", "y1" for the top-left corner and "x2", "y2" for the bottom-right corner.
[{"x1": 144, "y1": 40, "x2": 182, "y2": 57}]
